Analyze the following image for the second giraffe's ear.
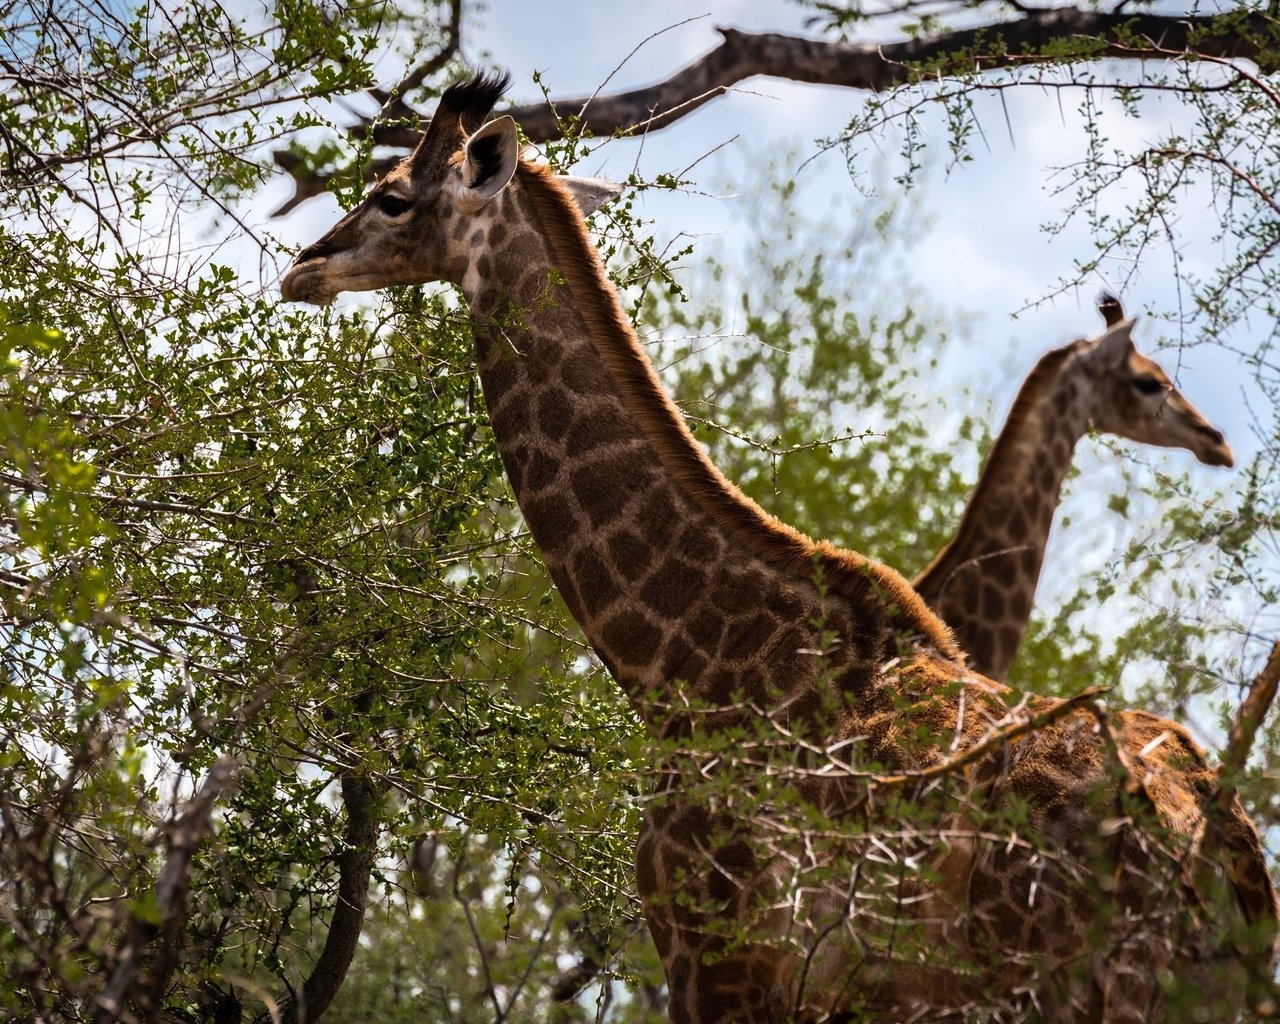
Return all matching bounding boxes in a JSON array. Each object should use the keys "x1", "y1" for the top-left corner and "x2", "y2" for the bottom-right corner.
[
  {"x1": 560, "y1": 175, "x2": 623, "y2": 217},
  {"x1": 461, "y1": 115, "x2": 519, "y2": 206},
  {"x1": 1091, "y1": 316, "x2": 1137, "y2": 367}
]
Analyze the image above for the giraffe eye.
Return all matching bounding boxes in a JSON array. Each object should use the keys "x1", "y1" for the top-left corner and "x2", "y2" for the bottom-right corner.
[
  {"x1": 1132, "y1": 376, "x2": 1165, "y2": 395},
  {"x1": 376, "y1": 193, "x2": 413, "y2": 217}
]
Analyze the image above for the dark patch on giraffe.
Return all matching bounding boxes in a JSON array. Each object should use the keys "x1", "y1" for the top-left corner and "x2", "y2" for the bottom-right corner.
[
  {"x1": 476, "y1": 254, "x2": 493, "y2": 279},
  {"x1": 1006, "y1": 505, "x2": 1029, "y2": 538},
  {"x1": 644, "y1": 910, "x2": 673, "y2": 960},
  {"x1": 636, "y1": 488, "x2": 681, "y2": 547},
  {"x1": 564, "y1": 407, "x2": 637, "y2": 456},
  {"x1": 536, "y1": 390, "x2": 574, "y2": 440},
  {"x1": 570, "y1": 459, "x2": 644, "y2": 527},
  {"x1": 478, "y1": 343, "x2": 522, "y2": 391},
  {"x1": 998, "y1": 625, "x2": 1020, "y2": 658},
  {"x1": 765, "y1": 581, "x2": 808, "y2": 620},
  {"x1": 711, "y1": 573, "x2": 756, "y2": 615},
  {"x1": 451, "y1": 219, "x2": 470, "y2": 243},
  {"x1": 761, "y1": 626, "x2": 811, "y2": 685},
  {"x1": 639, "y1": 558, "x2": 705, "y2": 618},
  {"x1": 560, "y1": 351, "x2": 610, "y2": 395},
  {"x1": 1037, "y1": 461, "x2": 1058, "y2": 493},
  {"x1": 1018, "y1": 545, "x2": 1038, "y2": 576},
  {"x1": 981, "y1": 582, "x2": 1006, "y2": 620},
  {"x1": 635, "y1": 835, "x2": 659, "y2": 891},
  {"x1": 521, "y1": 492, "x2": 579, "y2": 554},
  {"x1": 534, "y1": 333, "x2": 565, "y2": 366},
  {"x1": 569, "y1": 542, "x2": 623, "y2": 613},
  {"x1": 598, "y1": 608, "x2": 663, "y2": 667},
  {"x1": 486, "y1": 394, "x2": 529, "y2": 441},
  {"x1": 706, "y1": 838, "x2": 754, "y2": 901},
  {"x1": 525, "y1": 351, "x2": 557, "y2": 386},
  {"x1": 697, "y1": 960, "x2": 755, "y2": 1023},
  {"x1": 663, "y1": 641, "x2": 707, "y2": 689},
  {"x1": 469, "y1": 228, "x2": 485, "y2": 247},
  {"x1": 666, "y1": 951, "x2": 692, "y2": 987},
  {"x1": 673, "y1": 520, "x2": 725, "y2": 565},
  {"x1": 501, "y1": 444, "x2": 529, "y2": 492},
  {"x1": 606, "y1": 527, "x2": 652, "y2": 576},
  {"x1": 702, "y1": 666, "x2": 740, "y2": 706},
  {"x1": 488, "y1": 220, "x2": 507, "y2": 248},
  {"x1": 523, "y1": 447, "x2": 559, "y2": 493},
  {"x1": 973, "y1": 625, "x2": 996, "y2": 661},
  {"x1": 687, "y1": 606, "x2": 727, "y2": 651},
  {"x1": 547, "y1": 566, "x2": 584, "y2": 623},
  {"x1": 719, "y1": 611, "x2": 777, "y2": 664}
]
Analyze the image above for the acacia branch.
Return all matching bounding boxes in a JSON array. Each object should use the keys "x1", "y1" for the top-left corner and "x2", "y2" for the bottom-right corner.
[
  {"x1": 95, "y1": 756, "x2": 238, "y2": 1023},
  {"x1": 266, "y1": 774, "x2": 387, "y2": 1024},
  {"x1": 272, "y1": 6, "x2": 1279, "y2": 215},
  {"x1": 1215, "y1": 639, "x2": 1280, "y2": 812}
]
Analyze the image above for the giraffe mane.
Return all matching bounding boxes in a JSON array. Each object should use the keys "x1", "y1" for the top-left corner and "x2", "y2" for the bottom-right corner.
[
  {"x1": 517, "y1": 160, "x2": 958, "y2": 659},
  {"x1": 913, "y1": 340, "x2": 1084, "y2": 599}
]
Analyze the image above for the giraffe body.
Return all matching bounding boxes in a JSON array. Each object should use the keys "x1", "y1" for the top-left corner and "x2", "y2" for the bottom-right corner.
[
  {"x1": 281, "y1": 75, "x2": 1276, "y2": 1022},
  {"x1": 916, "y1": 315, "x2": 1233, "y2": 680}
]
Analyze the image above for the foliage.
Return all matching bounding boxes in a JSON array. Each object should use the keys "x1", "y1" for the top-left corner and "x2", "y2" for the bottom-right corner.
[{"x1": 0, "y1": 0, "x2": 1277, "y2": 1020}]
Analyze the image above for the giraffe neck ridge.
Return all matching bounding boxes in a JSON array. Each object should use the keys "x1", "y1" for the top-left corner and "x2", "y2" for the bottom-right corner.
[{"x1": 517, "y1": 162, "x2": 957, "y2": 658}]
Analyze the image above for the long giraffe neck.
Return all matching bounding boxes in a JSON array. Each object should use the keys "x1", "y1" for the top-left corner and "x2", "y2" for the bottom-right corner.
[
  {"x1": 913, "y1": 343, "x2": 1091, "y2": 681},
  {"x1": 465, "y1": 162, "x2": 955, "y2": 730}
]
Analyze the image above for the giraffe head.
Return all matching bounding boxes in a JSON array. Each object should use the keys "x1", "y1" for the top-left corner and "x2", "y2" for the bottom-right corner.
[
  {"x1": 281, "y1": 72, "x2": 621, "y2": 305},
  {"x1": 1080, "y1": 302, "x2": 1234, "y2": 468}
]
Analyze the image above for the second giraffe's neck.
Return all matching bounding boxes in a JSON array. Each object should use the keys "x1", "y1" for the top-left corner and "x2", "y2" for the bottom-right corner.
[
  {"x1": 462, "y1": 162, "x2": 954, "y2": 721},
  {"x1": 913, "y1": 342, "x2": 1092, "y2": 681}
]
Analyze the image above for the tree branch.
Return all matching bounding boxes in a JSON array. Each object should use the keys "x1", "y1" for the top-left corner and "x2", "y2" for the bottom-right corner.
[
  {"x1": 95, "y1": 756, "x2": 238, "y2": 1023},
  {"x1": 272, "y1": 6, "x2": 1279, "y2": 215},
  {"x1": 266, "y1": 774, "x2": 387, "y2": 1024},
  {"x1": 1215, "y1": 639, "x2": 1280, "y2": 812}
]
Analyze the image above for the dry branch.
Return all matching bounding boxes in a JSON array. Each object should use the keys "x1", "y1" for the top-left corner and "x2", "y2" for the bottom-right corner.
[
  {"x1": 95, "y1": 756, "x2": 238, "y2": 1023},
  {"x1": 1215, "y1": 639, "x2": 1280, "y2": 812},
  {"x1": 264, "y1": 774, "x2": 387, "y2": 1024},
  {"x1": 272, "y1": 6, "x2": 1278, "y2": 215}
]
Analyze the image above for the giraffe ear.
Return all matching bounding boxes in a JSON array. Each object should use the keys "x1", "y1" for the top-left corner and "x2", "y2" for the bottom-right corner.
[
  {"x1": 560, "y1": 175, "x2": 623, "y2": 217},
  {"x1": 460, "y1": 115, "x2": 518, "y2": 206},
  {"x1": 1090, "y1": 317, "x2": 1137, "y2": 367}
]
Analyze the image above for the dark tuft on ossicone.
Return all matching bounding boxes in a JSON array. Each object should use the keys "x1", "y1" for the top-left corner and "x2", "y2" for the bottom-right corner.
[
  {"x1": 1097, "y1": 291, "x2": 1124, "y2": 327},
  {"x1": 437, "y1": 70, "x2": 512, "y2": 135}
]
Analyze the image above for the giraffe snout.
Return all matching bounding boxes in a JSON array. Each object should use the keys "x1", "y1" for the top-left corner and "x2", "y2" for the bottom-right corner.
[{"x1": 1195, "y1": 424, "x2": 1234, "y2": 468}]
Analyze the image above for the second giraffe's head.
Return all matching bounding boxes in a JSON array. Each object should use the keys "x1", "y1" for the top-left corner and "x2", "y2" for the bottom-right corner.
[
  {"x1": 281, "y1": 72, "x2": 620, "y2": 305},
  {"x1": 1082, "y1": 298, "x2": 1233, "y2": 468}
]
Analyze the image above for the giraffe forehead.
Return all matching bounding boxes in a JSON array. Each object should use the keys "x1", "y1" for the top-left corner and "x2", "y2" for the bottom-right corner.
[
  {"x1": 1127, "y1": 350, "x2": 1168, "y2": 380},
  {"x1": 381, "y1": 163, "x2": 415, "y2": 190}
]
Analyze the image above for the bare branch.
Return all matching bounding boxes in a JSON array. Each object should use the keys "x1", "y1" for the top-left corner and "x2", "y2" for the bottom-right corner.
[
  {"x1": 94, "y1": 756, "x2": 238, "y2": 1024},
  {"x1": 1215, "y1": 640, "x2": 1280, "y2": 812},
  {"x1": 266, "y1": 774, "x2": 387, "y2": 1024},
  {"x1": 273, "y1": 7, "x2": 1280, "y2": 213}
]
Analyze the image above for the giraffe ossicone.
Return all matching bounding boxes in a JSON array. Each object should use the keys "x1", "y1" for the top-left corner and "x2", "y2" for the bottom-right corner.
[
  {"x1": 916, "y1": 296, "x2": 1234, "y2": 681},
  {"x1": 282, "y1": 73, "x2": 1276, "y2": 1023}
]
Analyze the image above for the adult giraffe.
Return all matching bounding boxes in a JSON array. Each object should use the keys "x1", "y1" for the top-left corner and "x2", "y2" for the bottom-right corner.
[
  {"x1": 915, "y1": 295, "x2": 1234, "y2": 680},
  {"x1": 281, "y1": 74, "x2": 1276, "y2": 1023}
]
